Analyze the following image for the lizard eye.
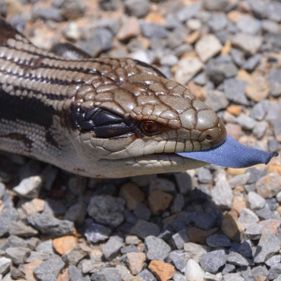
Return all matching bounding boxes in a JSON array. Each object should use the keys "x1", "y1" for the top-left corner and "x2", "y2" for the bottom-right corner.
[{"x1": 140, "y1": 120, "x2": 162, "y2": 136}]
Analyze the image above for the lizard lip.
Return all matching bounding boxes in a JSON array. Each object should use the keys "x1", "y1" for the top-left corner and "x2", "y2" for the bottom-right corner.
[{"x1": 176, "y1": 136, "x2": 278, "y2": 168}]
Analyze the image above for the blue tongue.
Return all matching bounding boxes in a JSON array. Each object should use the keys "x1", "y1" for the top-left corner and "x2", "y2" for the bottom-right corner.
[{"x1": 176, "y1": 136, "x2": 277, "y2": 168}]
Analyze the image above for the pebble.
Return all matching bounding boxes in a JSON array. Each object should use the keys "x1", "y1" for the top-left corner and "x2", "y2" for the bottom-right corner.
[
  {"x1": 21, "y1": 198, "x2": 45, "y2": 216},
  {"x1": 171, "y1": 229, "x2": 189, "y2": 250},
  {"x1": 69, "y1": 265, "x2": 89, "y2": 281},
  {"x1": 63, "y1": 22, "x2": 81, "y2": 41},
  {"x1": 211, "y1": 172, "x2": 233, "y2": 209},
  {"x1": 205, "y1": 90, "x2": 229, "y2": 112},
  {"x1": 87, "y1": 195, "x2": 125, "y2": 227},
  {"x1": 206, "y1": 234, "x2": 231, "y2": 248},
  {"x1": 149, "y1": 177, "x2": 175, "y2": 193},
  {"x1": 223, "y1": 79, "x2": 248, "y2": 105},
  {"x1": 236, "y1": 114, "x2": 257, "y2": 130},
  {"x1": 199, "y1": 249, "x2": 226, "y2": 273},
  {"x1": 138, "y1": 269, "x2": 157, "y2": 281},
  {"x1": 175, "y1": 56, "x2": 203, "y2": 84},
  {"x1": 0, "y1": 257, "x2": 11, "y2": 275},
  {"x1": 84, "y1": 220, "x2": 111, "y2": 244},
  {"x1": 124, "y1": 0, "x2": 149, "y2": 18},
  {"x1": 206, "y1": 56, "x2": 238, "y2": 85},
  {"x1": 120, "y1": 182, "x2": 144, "y2": 210},
  {"x1": 247, "y1": 191, "x2": 266, "y2": 210},
  {"x1": 140, "y1": 22, "x2": 168, "y2": 38},
  {"x1": 131, "y1": 220, "x2": 160, "y2": 239},
  {"x1": 91, "y1": 267, "x2": 121, "y2": 281},
  {"x1": 13, "y1": 175, "x2": 42, "y2": 199},
  {"x1": 34, "y1": 255, "x2": 64, "y2": 281},
  {"x1": 238, "y1": 208, "x2": 259, "y2": 226},
  {"x1": 243, "y1": 54, "x2": 261, "y2": 71},
  {"x1": 185, "y1": 259, "x2": 205, "y2": 281},
  {"x1": 32, "y1": 7, "x2": 63, "y2": 21},
  {"x1": 232, "y1": 33, "x2": 263, "y2": 54},
  {"x1": 208, "y1": 12, "x2": 227, "y2": 31},
  {"x1": 256, "y1": 173, "x2": 281, "y2": 198},
  {"x1": 174, "y1": 173, "x2": 192, "y2": 194},
  {"x1": 223, "y1": 273, "x2": 244, "y2": 281},
  {"x1": 102, "y1": 236, "x2": 123, "y2": 260},
  {"x1": 126, "y1": 252, "x2": 146, "y2": 275},
  {"x1": 52, "y1": 235, "x2": 77, "y2": 256},
  {"x1": 195, "y1": 34, "x2": 222, "y2": 62},
  {"x1": 9, "y1": 220, "x2": 38, "y2": 237},
  {"x1": 236, "y1": 15, "x2": 261, "y2": 35},
  {"x1": 117, "y1": 17, "x2": 140, "y2": 41},
  {"x1": 148, "y1": 260, "x2": 175, "y2": 281},
  {"x1": 145, "y1": 236, "x2": 171, "y2": 260},
  {"x1": 168, "y1": 250, "x2": 186, "y2": 272},
  {"x1": 148, "y1": 190, "x2": 173, "y2": 214},
  {"x1": 176, "y1": 3, "x2": 201, "y2": 22},
  {"x1": 253, "y1": 121, "x2": 268, "y2": 139},
  {"x1": 227, "y1": 251, "x2": 249, "y2": 267},
  {"x1": 184, "y1": 242, "x2": 207, "y2": 263},
  {"x1": 268, "y1": 68, "x2": 281, "y2": 97}
]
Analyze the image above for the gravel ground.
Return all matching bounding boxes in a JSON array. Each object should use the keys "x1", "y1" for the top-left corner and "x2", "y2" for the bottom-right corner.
[{"x1": 0, "y1": 0, "x2": 281, "y2": 280}]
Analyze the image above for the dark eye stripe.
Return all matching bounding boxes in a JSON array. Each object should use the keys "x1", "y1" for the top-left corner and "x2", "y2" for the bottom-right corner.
[{"x1": 70, "y1": 105, "x2": 136, "y2": 138}]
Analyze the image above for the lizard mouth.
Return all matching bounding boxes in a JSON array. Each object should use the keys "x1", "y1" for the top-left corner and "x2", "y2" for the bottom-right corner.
[{"x1": 176, "y1": 136, "x2": 278, "y2": 168}]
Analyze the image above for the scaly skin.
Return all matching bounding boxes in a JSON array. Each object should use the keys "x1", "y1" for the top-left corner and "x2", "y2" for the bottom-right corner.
[{"x1": 0, "y1": 19, "x2": 226, "y2": 178}]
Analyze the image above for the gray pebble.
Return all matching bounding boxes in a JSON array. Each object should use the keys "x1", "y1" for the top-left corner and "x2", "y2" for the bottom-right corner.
[
  {"x1": 0, "y1": 257, "x2": 11, "y2": 275},
  {"x1": 251, "y1": 265, "x2": 268, "y2": 281},
  {"x1": 131, "y1": 220, "x2": 160, "y2": 239},
  {"x1": 34, "y1": 255, "x2": 64, "y2": 281},
  {"x1": 174, "y1": 173, "x2": 192, "y2": 194},
  {"x1": 200, "y1": 249, "x2": 226, "y2": 273},
  {"x1": 9, "y1": 220, "x2": 38, "y2": 238},
  {"x1": 230, "y1": 48, "x2": 245, "y2": 67},
  {"x1": 134, "y1": 203, "x2": 151, "y2": 221},
  {"x1": 205, "y1": 90, "x2": 229, "y2": 112},
  {"x1": 170, "y1": 194, "x2": 185, "y2": 213},
  {"x1": 231, "y1": 241, "x2": 253, "y2": 259},
  {"x1": 243, "y1": 54, "x2": 261, "y2": 71},
  {"x1": 248, "y1": 191, "x2": 266, "y2": 210},
  {"x1": 224, "y1": 79, "x2": 248, "y2": 105},
  {"x1": 227, "y1": 251, "x2": 249, "y2": 267},
  {"x1": 69, "y1": 265, "x2": 90, "y2": 281},
  {"x1": 87, "y1": 195, "x2": 125, "y2": 227},
  {"x1": 208, "y1": 12, "x2": 228, "y2": 31},
  {"x1": 206, "y1": 55, "x2": 238, "y2": 84},
  {"x1": 236, "y1": 15, "x2": 261, "y2": 35},
  {"x1": 254, "y1": 234, "x2": 281, "y2": 263},
  {"x1": 244, "y1": 223, "x2": 263, "y2": 240},
  {"x1": 100, "y1": 0, "x2": 120, "y2": 11},
  {"x1": 172, "y1": 229, "x2": 189, "y2": 250},
  {"x1": 102, "y1": 236, "x2": 123, "y2": 260},
  {"x1": 262, "y1": 20, "x2": 280, "y2": 33},
  {"x1": 239, "y1": 208, "x2": 259, "y2": 225},
  {"x1": 168, "y1": 250, "x2": 187, "y2": 272},
  {"x1": 64, "y1": 247, "x2": 88, "y2": 266},
  {"x1": 84, "y1": 220, "x2": 111, "y2": 244},
  {"x1": 206, "y1": 234, "x2": 231, "y2": 248},
  {"x1": 232, "y1": 33, "x2": 263, "y2": 55},
  {"x1": 251, "y1": 101, "x2": 268, "y2": 121},
  {"x1": 32, "y1": 7, "x2": 63, "y2": 21},
  {"x1": 13, "y1": 175, "x2": 42, "y2": 199},
  {"x1": 236, "y1": 114, "x2": 257, "y2": 130},
  {"x1": 27, "y1": 210, "x2": 74, "y2": 237},
  {"x1": 196, "y1": 168, "x2": 213, "y2": 184},
  {"x1": 138, "y1": 269, "x2": 157, "y2": 281},
  {"x1": 266, "y1": 255, "x2": 281, "y2": 267},
  {"x1": 223, "y1": 273, "x2": 244, "y2": 281},
  {"x1": 268, "y1": 264, "x2": 281, "y2": 280},
  {"x1": 203, "y1": 0, "x2": 229, "y2": 11},
  {"x1": 173, "y1": 272, "x2": 185, "y2": 281},
  {"x1": 91, "y1": 268, "x2": 121, "y2": 281},
  {"x1": 268, "y1": 68, "x2": 281, "y2": 97},
  {"x1": 79, "y1": 28, "x2": 113, "y2": 57},
  {"x1": 140, "y1": 22, "x2": 168, "y2": 38},
  {"x1": 145, "y1": 236, "x2": 171, "y2": 260},
  {"x1": 124, "y1": 0, "x2": 149, "y2": 18},
  {"x1": 267, "y1": 1, "x2": 281, "y2": 22},
  {"x1": 176, "y1": 3, "x2": 201, "y2": 22}
]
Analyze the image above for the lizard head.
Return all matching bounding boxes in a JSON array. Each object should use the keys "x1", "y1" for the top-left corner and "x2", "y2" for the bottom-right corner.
[{"x1": 67, "y1": 58, "x2": 226, "y2": 178}]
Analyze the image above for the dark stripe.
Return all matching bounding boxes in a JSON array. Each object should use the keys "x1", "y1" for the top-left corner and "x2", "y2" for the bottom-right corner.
[
  {"x1": 0, "y1": 132, "x2": 32, "y2": 151},
  {"x1": 0, "y1": 88, "x2": 60, "y2": 148}
]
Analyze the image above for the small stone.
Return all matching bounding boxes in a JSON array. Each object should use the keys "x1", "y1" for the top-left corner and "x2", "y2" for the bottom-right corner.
[
  {"x1": 13, "y1": 175, "x2": 42, "y2": 198},
  {"x1": 84, "y1": 220, "x2": 111, "y2": 244},
  {"x1": 223, "y1": 273, "x2": 244, "y2": 281},
  {"x1": 208, "y1": 12, "x2": 227, "y2": 31},
  {"x1": 32, "y1": 7, "x2": 63, "y2": 21},
  {"x1": 102, "y1": 236, "x2": 123, "y2": 260},
  {"x1": 27, "y1": 210, "x2": 74, "y2": 237},
  {"x1": 131, "y1": 220, "x2": 160, "y2": 239},
  {"x1": 172, "y1": 229, "x2": 189, "y2": 250},
  {"x1": 238, "y1": 208, "x2": 259, "y2": 226},
  {"x1": 250, "y1": 101, "x2": 268, "y2": 121},
  {"x1": 53, "y1": 236, "x2": 77, "y2": 256},
  {"x1": 205, "y1": 90, "x2": 229, "y2": 112},
  {"x1": 206, "y1": 234, "x2": 231, "y2": 248},
  {"x1": 145, "y1": 236, "x2": 171, "y2": 260},
  {"x1": 175, "y1": 56, "x2": 203, "y2": 84},
  {"x1": 253, "y1": 121, "x2": 268, "y2": 139},
  {"x1": 265, "y1": 255, "x2": 281, "y2": 267},
  {"x1": 187, "y1": 226, "x2": 217, "y2": 244},
  {"x1": 134, "y1": 203, "x2": 151, "y2": 221},
  {"x1": 243, "y1": 54, "x2": 261, "y2": 71},
  {"x1": 199, "y1": 249, "x2": 226, "y2": 274},
  {"x1": 64, "y1": 247, "x2": 87, "y2": 266},
  {"x1": 232, "y1": 33, "x2": 263, "y2": 54},
  {"x1": 170, "y1": 194, "x2": 185, "y2": 213},
  {"x1": 195, "y1": 34, "x2": 222, "y2": 62},
  {"x1": 120, "y1": 182, "x2": 144, "y2": 210},
  {"x1": 268, "y1": 264, "x2": 281, "y2": 280},
  {"x1": 245, "y1": 73, "x2": 269, "y2": 102},
  {"x1": 0, "y1": 257, "x2": 11, "y2": 275},
  {"x1": 21, "y1": 198, "x2": 45, "y2": 215},
  {"x1": 221, "y1": 211, "x2": 242, "y2": 241},
  {"x1": 176, "y1": 3, "x2": 201, "y2": 21},
  {"x1": 140, "y1": 22, "x2": 167, "y2": 38},
  {"x1": 185, "y1": 259, "x2": 205, "y2": 281},
  {"x1": 149, "y1": 177, "x2": 175, "y2": 193},
  {"x1": 68, "y1": 265, "x2": 88, "y2": 281},
  {"x1": 268, "y1": 68, "x2": 281, "y2": 97},
  {"x1": 87, "y1": 195, "x2": 125, "y2": 227},
  {"x1": 63, "y1": 22, "x2": 80, "y2": 41},
  {"x1": 267, "y1": 1, "x2": 281, "y2": 21},
  {"x1": 9, "y1": 220, "x2": 38, "y2": 237},
  {"x1": 148, "y1": 190, "x2": 173, "y2": 214},
  {"x1": 124, "y1": 0, "x2": 149, "y2": 18},
  {"x1": 91, "y1": 267, "x2": 122, "y2": 281},
  {"x1": 168, "y1": 250, "x2": 186, "y2": 272},
  {"x1": 211, "y1": 171, "x2": 233, "y2": 209},
  {"x1": 148, "y1": 260, "x2": 175, "y2": 281},
  {"x1": 245, "y1": 223, "x2": 263, "y2": 240},
  {"x1": 174, "y1": 173, "x2": 192, "y2": 194},
  {"x1": 236, "y1": 15, "x2": 261, "y2": 34},
  {"x1": 173, "y1": 272, "x2": 185, "y2": 281},
  {"x1": 227, "y1": 251, "x2": 249, "y2": 267},
  {"x1": 138, "y1": 269, "x2": 157, "y2": 281},
  {"x1": 236, "y1": 114, "x2": 257, "y2": 130},
  {"x1": 34, "y1": 255, "x2": 64, "y2": 281},
  {"x1": 224, "y1": 79, "x2": 248, "y2": 105},
  {"x1": 203, "y1": 0, "x2": 228, "y2": 11},
  {"x1": 256, "y1": 173, "x2": 281, "y2": 198},
  {"x1": 247, "y1": 191, "x2": 266, "y2": 210},
  {"x1": 117, "y1": 17, "x2": 140, "y2": 41},
  {"x1": 254, "y1": 233, "x2": 281, "y2": 263},
  {"x1": 5, "y1": 247, "x2": 30, "y2": 265},
  {"x1": 184, "y1": 243, "x2": 207, "y2": 263},
  {"x1": 127, "y1": 252, "x2": 146, "y2": 275},
  {"x1": 251, "y1": 265, "x2": 268, "y2": 281}
]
